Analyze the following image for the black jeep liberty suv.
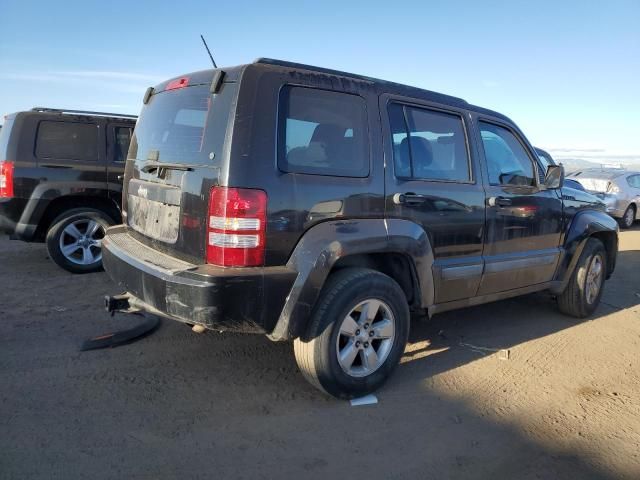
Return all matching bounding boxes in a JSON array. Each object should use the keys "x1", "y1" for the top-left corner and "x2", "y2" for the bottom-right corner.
[
  {"x1": 103, "y1": 59, "x2": 618, "y2": 398},
  {"x1": 0, "y1": 108, "x2": 136, "y2": 273}
]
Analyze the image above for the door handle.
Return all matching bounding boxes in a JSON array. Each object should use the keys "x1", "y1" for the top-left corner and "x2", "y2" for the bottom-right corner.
[
  {"x1": 488, "y1": 196, "x2": 512, "y2": 207},
  {"x1": 393, "y1": 192, "x2": 427, "y2": 206}
]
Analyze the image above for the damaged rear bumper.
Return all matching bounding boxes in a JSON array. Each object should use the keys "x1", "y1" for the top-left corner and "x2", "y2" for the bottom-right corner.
[{"x1": 102, "y1": 226, "x2": 297, "y2": 334}]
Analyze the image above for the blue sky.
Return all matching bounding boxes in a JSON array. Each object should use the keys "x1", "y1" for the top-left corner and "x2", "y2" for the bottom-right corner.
[{"x1": 1, "y1": 0, "x2": 638, "y2": 164}]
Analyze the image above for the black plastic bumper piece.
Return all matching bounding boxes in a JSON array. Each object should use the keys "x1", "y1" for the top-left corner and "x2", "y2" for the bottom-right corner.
[
  {"x1": 80, "y1": 316, "x2": 160, "y2": 351},
  {"x1": 101, "y1": 227, "x2": 297, "y2": 335}
]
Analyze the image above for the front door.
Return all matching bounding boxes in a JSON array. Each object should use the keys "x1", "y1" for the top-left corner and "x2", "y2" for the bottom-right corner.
[
  {"x1": 382, "y1": 97, "x2": 486, "y2": 303},
  {"x1": 475, "y1": 118, "x2": 563, "y2": 295}
]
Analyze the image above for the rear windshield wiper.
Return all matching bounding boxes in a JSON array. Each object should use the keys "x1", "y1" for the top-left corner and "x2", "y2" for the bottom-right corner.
[{"x1": 140, "y1": 161, "x2": 194, "y2": 174}]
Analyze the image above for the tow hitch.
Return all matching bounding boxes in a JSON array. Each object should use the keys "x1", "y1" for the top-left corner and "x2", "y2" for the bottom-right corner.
[
  {"x1": 104, "y1": 293, "x2": 133, "y2": 314},
  {"x1": 79, "y1": 294, "x2": 159, "y2": 351}
]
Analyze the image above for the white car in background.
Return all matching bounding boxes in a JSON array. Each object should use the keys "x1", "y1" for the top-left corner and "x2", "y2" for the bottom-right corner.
[{"x1": 567, "y1": 168, "x2": 640, "y2": 228}]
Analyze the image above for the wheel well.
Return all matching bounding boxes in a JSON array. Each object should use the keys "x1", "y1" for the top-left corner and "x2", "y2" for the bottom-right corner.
[
  {"x1": 34, "y1": 196, "x2": 121, "y2": 241},
  {"x1": 331, "y1": 253, "x2": 419, "y2": 307},
  {"x1": 590, "y1": 230, "x2": 617, "y2": 276}
]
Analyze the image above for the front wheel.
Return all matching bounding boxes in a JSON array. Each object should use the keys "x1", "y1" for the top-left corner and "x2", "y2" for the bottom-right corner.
[
  {"x1": 293, "y1": 268, "x2": 410, "y2": 399},
  {"x1": 557, "y1": 238, "x2": 607, "y2": 318},
  {"x1": 46, "y1": 208, "x2": 114, "y2": 274}
]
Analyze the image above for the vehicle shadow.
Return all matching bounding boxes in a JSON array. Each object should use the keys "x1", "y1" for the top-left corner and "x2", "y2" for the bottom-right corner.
[
  {"x1": 2, "y1": 236, "x2": 638, "y2": 479},
  {"x1": 399, "y1": 248, "x2": 640, "y2": 373}
]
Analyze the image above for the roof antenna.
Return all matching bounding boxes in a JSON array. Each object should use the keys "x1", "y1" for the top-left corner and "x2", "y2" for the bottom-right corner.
[{"x1": 200, "y1": 34, "x2": 217, "y2": 68}]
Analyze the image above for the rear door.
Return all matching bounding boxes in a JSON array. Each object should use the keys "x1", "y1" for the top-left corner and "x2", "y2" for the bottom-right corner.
[
  {"x1": 124, "y1": 71, "x2": 237, "y2": 263},
  {"x1": 34, "y1": 118, "x2": 106, "y2": 189},
  {"x1": 474, "y1": 117, "x2": 563, "y2": 295},
  {"x1": 382, "y1": 96, "x2": 486, "y2": 303}
]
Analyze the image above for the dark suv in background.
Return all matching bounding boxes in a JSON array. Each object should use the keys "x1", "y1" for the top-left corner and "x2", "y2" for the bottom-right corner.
[
  {"x1": 0, "y1": 108, "x2": 136, "y2": 272},
  {"x1": 103, "y1": 59, "x2": 618, "y2": 398}
]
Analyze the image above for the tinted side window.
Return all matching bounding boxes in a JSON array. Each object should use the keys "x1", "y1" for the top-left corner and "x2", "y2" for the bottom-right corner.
[
  {"x1": 278, "y1": 87, "x2": 368, "y2": 177},
  {"x1": 626, "y1": 175, "x2": 639, "y2": 188},
  {"x1": 388, "y1": 103, "x2": 470, "y2": 182},
  {"x1": 479, "y1": 122, "x2": 535, "y2": 186},
  {"x1": 36, "y1": 121, "x2": 99, "y2": 161},
  {"x1": 114, "y1": 126, "x2": 133, "y2": 162}
]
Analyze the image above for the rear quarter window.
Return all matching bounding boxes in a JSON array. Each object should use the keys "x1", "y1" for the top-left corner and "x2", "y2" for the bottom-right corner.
[
  {"x1": 278, "y1": 86, "x2": 369, "y2": 177},
  {"x1": 36, "y1": 121, "x2": 99, "y2": 161}
]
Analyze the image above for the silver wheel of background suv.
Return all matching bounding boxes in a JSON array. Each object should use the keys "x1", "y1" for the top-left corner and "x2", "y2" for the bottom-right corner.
[
  {"x1": 59, "y1": 219, "x2": 105, "y2": 265},
  {"x1": 46, "y1": 208, "x2": 114, "y2": 274}
]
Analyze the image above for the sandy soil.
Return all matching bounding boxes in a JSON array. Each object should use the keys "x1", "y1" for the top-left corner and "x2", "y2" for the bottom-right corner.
[{"x1": 1, "y1": 227, "x2": 639, "y2": 479}]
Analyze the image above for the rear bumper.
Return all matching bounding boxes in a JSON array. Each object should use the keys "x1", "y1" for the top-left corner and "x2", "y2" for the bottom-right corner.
[{"x1": 102, "y1": 226, "x2": 297, "y2": 334}]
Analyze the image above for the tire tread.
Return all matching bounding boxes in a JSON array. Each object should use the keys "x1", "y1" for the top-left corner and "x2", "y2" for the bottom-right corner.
[
  {"x1": 293, "y1": 268, "x2": 409, "y2": 398},
  {"x1": 557, "y1": 238, "x2": 606, "y2": 318}
]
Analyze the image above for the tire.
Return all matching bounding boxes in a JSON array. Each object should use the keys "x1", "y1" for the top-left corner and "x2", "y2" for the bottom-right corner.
[
  {"x1": 46, "y1": 208, "x2": 114, "y2": 274},
  {"x1": 557, "y1": 238, "x2": 607, "y2": 318},
  {"x1": 293, "y1": 268, "x2": 410, "y2": 399},
  {"x1": 619, "y1": 205, "x2": 636, "y2": 229}
]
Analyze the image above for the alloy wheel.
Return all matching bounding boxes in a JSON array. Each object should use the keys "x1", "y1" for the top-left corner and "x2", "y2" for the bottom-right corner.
[
  {"x1": 59, "y1": 219, "x2": 105, "y2": 265},
  {"x1": 585, "y1": 253, "x2": 604, "y2": 305},
  {"x1": 624, "y1": 207, "x2": 635, "y2": 228},
  {"x1": 335, "y1": 299, "x2": 395, "y2": 378}
]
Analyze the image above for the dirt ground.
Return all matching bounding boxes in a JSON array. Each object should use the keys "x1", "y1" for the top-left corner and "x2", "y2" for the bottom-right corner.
[{"x1": 1, "y1": 227, "x2": 639, "y2": 480}]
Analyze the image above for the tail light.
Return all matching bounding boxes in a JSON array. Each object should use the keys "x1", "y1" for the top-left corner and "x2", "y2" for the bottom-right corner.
[
  {"x1": 0, "y1": 161, "x2": 14, "y2": 198},
  {"x1": 206, "y1": 187, "x2": 267, "y2": 267}
]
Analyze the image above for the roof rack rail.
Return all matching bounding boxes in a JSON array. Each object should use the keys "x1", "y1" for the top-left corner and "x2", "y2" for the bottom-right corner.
[
  {"x1": 253, "y1": 58, "x2": 469, "y2": 105},
  {"x1": 31, "y1": 107, "x2": 137, "y2": 119}
]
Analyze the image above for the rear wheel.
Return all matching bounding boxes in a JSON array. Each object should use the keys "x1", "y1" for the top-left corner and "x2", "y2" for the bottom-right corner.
[
  {"x1": 46, "y1": 208, "x2": 114, "y2": 273},
  {"x1": 619, "y1": 205, "x2": 636, "y2": 229},
  {"x1": 293, "y1": 268, "x2": 410, "y2": 399},
  {"x1": 557, "y1": 238, "x2": 607, "y2": 318}
]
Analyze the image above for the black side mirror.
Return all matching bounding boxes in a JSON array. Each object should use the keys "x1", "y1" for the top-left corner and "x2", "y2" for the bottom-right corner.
[{"x1": 544, "y1": 164, "x2": 564, "y2": 189}]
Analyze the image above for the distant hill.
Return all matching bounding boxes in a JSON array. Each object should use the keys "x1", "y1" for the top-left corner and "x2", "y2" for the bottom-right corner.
[{"x1": 554, "y1": 158, "x2": 640, "y2": 174}]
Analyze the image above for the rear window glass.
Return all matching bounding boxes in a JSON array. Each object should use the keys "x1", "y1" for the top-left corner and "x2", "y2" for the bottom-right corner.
[
  {"x1": 36, "y1": 121, "x2": 99, "y2": 161},
  {"x1": 129, "y1": 83, "x2": 234, "y2": 165},
  {"x1": 278, "y1": 86, "x2": 369, "y2": 177}
]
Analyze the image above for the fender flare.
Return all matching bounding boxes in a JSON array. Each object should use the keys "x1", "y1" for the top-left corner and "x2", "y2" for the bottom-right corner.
[
  {"x1": 268, "y1": 218, "x2": 434, "y2": 341},
  {"x1": 15, "y1": 181, "x2": 113, "y2": 240},
  {"x1": 551, "y1": 209, "x2": 618, "y2": 293}
]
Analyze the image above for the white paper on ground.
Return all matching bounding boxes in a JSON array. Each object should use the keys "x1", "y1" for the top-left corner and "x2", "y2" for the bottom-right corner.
[{"x1": 350, "y1": 394, "x2": 378, "y2": 406}]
